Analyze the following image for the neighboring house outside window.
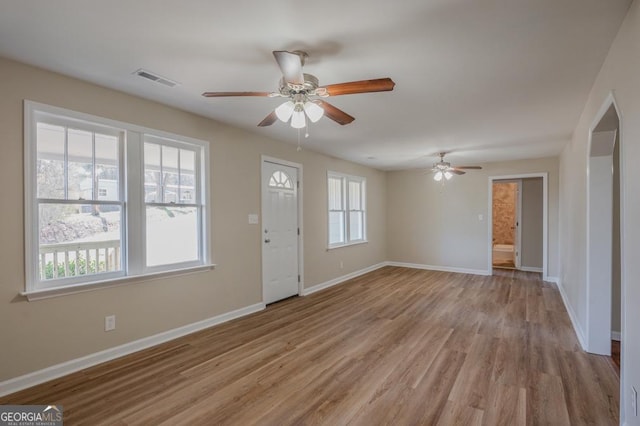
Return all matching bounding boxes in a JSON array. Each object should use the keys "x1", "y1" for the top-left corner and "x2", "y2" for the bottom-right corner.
[
  {"x1": 24, "y1": 101, "x2": 211, "y2": 298},
  {"x1": 327, "y1": 171, "x2": 366, "y2": 248}
]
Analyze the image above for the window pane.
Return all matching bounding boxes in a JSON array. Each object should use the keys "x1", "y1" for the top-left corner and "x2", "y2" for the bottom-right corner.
[
  {"x1": 180, "y1": 149, "x2": 195, "y2": 203},
  {"x1": 144, "y1": 143, "x2": 161, "y2": 202},
  {"x1": 95, "y1": 133, "x2": 119, "y2": 201},
  {"x1": 269, "y1": 170, "x2": 293, "y2": 189},
  {"x1": 39, "y1": 203, "x2": 122, "y2": 280},
  {"x1": 329, "y1": 211, "x2": 345, "y2": 245},
  {"x1": 146, "y1": 206, "x2": 199, "y2": 266},
  {"x1": 67, "y1": 128, "x2": 93, "y2": 200},
  {"x1": 162, "y1": 145, "x2": 179, "y2": 203},
  {"x1": 349, "y1": 181, "x2": 361, "y2": 210},
  {"x1": 328, "y1": 177, "x2": 343, "y2": 210},
  {"x1": 349, "y1": 211, "x2": 363, "y2": 241},
  {"x1": 36, "y1": 123, "x2": 65, "y2": 199}
]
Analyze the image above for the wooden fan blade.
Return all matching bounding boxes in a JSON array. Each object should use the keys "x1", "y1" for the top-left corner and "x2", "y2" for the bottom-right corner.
[
  {"x1": 202, "y1": 91, "x2": 271, "y2": 97},
  {"x1": 316, "y1": 100, "x2": 355, "y2": 125},
  {"x1": 322, "y1": 78, "x2": 395, "y2": 96},
  {"x1": 449, "y1": 169, "x2": 466, "y2": 175},
  {"x1": 273, "y1": 51, "x2": 305, "y2": 85},
  {"x1": 456, "y1": 166, "x2": 482, "y2": 170},
  {"x1": 257, "y1": 111, "x2": 278, "y2": 127}
]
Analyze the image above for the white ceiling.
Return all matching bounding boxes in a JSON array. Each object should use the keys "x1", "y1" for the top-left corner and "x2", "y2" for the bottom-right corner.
[{"x1": 0, "y1": 0, "x2": 632, "y2": 170}]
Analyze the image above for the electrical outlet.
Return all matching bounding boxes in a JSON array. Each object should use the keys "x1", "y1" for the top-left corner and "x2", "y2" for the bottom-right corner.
[
  {"x1": 105, "y1": 315, "x2": 116, "y2": 332},
  {"x1": 633, "y1": 386, "x2": 638, "y2": 417}
]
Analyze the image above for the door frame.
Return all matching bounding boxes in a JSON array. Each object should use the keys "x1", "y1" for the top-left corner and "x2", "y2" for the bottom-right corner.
[
  {"x1": 261, "y1": 156, "x2": 304, "y2": 302},
  {"x1": 487, "y1": 173, "x2": 548, "y2": 278}
]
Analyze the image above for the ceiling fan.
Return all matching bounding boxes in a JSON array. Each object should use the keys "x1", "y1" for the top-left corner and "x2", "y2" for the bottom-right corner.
[
  {"x1": 431, "y1": 152, "x2": 482, "y2": 181},
  {"x1": 202, "y1": 50, "x2": 395, "y2": 128}
]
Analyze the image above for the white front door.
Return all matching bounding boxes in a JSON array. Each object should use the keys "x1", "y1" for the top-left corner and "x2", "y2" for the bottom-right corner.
[{"x1": 262, "y1": 160, "x2": 299, "y2": 304}]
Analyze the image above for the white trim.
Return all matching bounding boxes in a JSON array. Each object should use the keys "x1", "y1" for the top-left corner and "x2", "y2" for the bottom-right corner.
[
  {"x1": 488, "y1": 173, "x2": 548, "y2": 280},
  {"x1": 326, "y1": 240, "x2": 369, "y2": 250},
  {"x1": 0, "y1": 302, "x2": 265, "y2": 397},
  {"x1": 386, "y1": 261, "x2": 491, "y2": 276},
  {"x1": 612, "y1": 331, "x2": 621, "y2": 341},
  {"x1": 519, "y1": 266, "x2": 543, "y2": 273},
  {"x1": 301, "y1": 262, "x2": 387, "y2": 296},
  {"x1": 556, "y1": 278, "x2": 587, "y2": 350},
  {"x1": 21, "y1": 264, "x2": 216, "y2": 301},
  {"x1": 261, "y1": 156, "x2": 304, "y2": 300},
  {"x1": 544, "y1": 276, "x2": 560, "y2": 284}
]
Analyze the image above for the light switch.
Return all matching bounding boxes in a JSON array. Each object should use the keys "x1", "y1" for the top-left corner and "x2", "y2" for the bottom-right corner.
[
  {"x1": 248, "y1": 214, "x2": 259, "y2": 224},
  {"x1": 478, "y1": 214, "x2": 484, "y2": 221}
]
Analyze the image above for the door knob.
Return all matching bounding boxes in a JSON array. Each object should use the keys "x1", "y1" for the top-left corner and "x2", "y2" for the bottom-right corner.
[{"x1": 264, "y1": 239, "x2": 271, "y2": 243}]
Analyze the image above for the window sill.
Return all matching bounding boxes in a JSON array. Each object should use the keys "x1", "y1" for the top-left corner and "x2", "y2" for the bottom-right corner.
[
  {"x1": 21, "y1": 264, "x2": 216, "y2": 301},
  {"x1": 327, "y1": 240, "x2": 368, "y2": 250}
]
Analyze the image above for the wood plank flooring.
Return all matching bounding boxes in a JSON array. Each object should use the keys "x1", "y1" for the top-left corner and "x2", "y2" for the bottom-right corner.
[{"x1": 1, "y1": 267, "x2": 620, "y2": 425}]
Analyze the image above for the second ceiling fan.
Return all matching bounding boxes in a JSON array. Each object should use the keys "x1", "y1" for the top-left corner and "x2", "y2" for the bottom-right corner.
[
  {"x1": 431, "y1": 152, "x2": 482, "y2": 181},
  {"x1": 202, "y1": 50, "x2": 395, "y2": 128}
]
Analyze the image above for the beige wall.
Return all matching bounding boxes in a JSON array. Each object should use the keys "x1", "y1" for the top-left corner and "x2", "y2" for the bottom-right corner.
[
  {"x1": 0, "y1": 57, "x2": 386, "y2": 382},
  {"x1": 521, "y1": 178, "x2": 543, "y2": 269},
  {"x1": 386, "y1": 157, "x2": 559, "y2": 276},
  {"x1": 559, "y1": 0, "x2": 639, "y2": 420}
]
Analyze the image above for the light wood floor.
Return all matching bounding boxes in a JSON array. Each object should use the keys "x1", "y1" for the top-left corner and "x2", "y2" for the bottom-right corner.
[{"x1": 1, "y1": 267, "x2": 619, "y2": 425}]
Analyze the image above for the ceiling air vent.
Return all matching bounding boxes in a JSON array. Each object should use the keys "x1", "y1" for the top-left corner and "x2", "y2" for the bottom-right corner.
[{"x1": 133, "y1": 69, "x2": 179, "y2": 88}]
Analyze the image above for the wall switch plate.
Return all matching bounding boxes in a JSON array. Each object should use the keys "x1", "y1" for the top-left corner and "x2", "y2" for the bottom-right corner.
[
  {"x1": 248, "y1": 214, "x2": 259, "y2": 224},
  {"x1": 633, "y1": 386, "x2": 638, "y2": 416},
  {"x1": 478, "y1": 214, "x2": 484, "y2": 221},
  {"x1": 105, "y1": 315, "x2": 116, "y2": 332}
]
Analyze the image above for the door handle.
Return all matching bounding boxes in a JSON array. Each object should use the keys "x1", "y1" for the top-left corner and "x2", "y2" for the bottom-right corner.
[{"x1": 264, "y1": 239, "x2": 271, "y2": 243}]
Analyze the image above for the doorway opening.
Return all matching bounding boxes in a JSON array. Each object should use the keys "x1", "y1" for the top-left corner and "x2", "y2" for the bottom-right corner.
[
  {"x1": 491, "y1": 180, "x2": 520, "y2": 269},
  {"x1": 489, "y1": 174, "x2": 547, "y2": 277},
  {"x1": 586, "y1": 96, "x2": 622, "y2": 366}
]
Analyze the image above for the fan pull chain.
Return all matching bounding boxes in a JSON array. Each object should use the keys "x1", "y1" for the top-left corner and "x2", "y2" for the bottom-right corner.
[{"x1": 297, "y1": 128, "x2": 302, "y2": 151}]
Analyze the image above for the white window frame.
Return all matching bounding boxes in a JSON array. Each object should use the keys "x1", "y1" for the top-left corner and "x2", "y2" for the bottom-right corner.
[
  {"x1": 327, "y1": 171, "x2": 367, "y2": 249},
  {"x1": 23, "y1": 101, "x2": 212, "y2": 300}
]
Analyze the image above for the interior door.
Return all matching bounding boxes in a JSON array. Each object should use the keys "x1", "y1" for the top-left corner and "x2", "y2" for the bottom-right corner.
[
  {"x1": 515, "y1": 179, "x2": 522, "y2": 269},
  {"x1": 262, "y1": 160, "x2": 299, "y2": 304}
]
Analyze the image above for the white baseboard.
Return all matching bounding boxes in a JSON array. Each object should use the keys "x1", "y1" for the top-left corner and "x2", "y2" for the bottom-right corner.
[
  {"x1": 386, "y1": 261, "x2": 491, "y2": 276},
  {"x1": 519, "y1": 266, "x2": 543, "y2": 273},
  {"x1": 555, "y1": 278, "x2": 587, "y2": 350},
  {"x1": 301, "y1": 262, "x2": 387, "y2": 296},
  {"x1": 544, "y1": 276, "x2": 559, "y2": 284},
  {"x1": 0, "y1": 302, "x2": 265, "y2": 397},
  {"x1": 611, "y1": 331, "x2": 621, "y2": 341}
]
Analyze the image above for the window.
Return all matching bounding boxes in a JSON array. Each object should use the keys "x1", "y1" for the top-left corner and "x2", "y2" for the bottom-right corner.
[
  {"x1": 327, "y1": 172, "x2": 366, "y2": 248},
  {"x1": 143, "y1": 137, "x2": 201, "y2": 269},
  {"x1": 268, "y1": 170, "x2": 294, "y2": 189},
  {"x1": 25, "y1": 101, "x2": 211, "y2": 297}
]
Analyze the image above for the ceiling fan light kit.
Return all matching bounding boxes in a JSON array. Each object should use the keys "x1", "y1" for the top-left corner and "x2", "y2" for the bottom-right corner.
[
  {"x1": 433, "y1": 170, "x2": 453, "y2": 181},
  {"x1": 202, "y1": 50, "x2": 395, "y2": 130}
]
